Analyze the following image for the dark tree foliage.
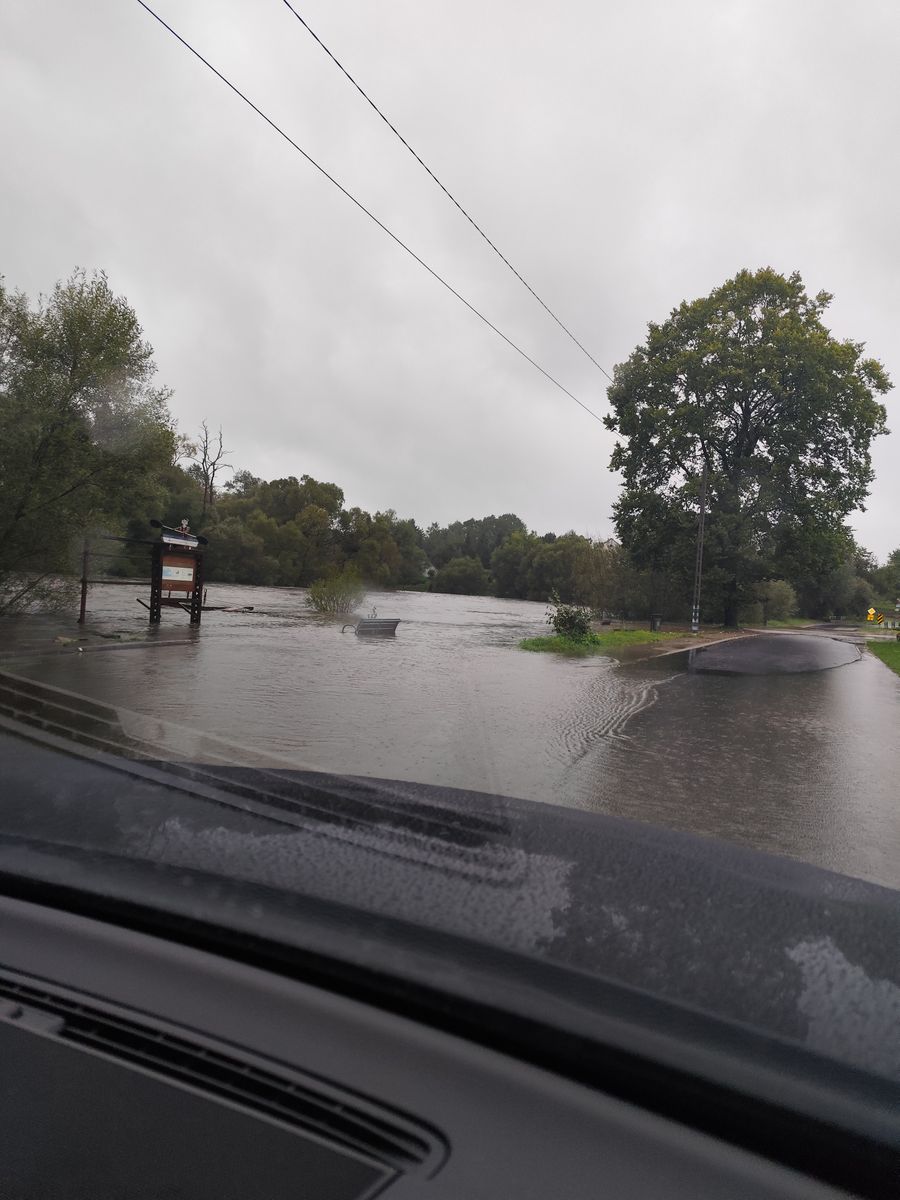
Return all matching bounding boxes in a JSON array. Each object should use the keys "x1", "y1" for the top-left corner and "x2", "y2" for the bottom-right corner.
[
  {"x1": 872, "y1": 548, "x2": 900, "y2": 608},
  {"x1": 430, "y1": 556, "x2": 492, "y2": 595},
  {"x1": 0, "y1": 270, "x2": 175, "y2": 612},
  {"x1": 604, "y1": 268, "x2": 891, "y2": 626},
  {"x1": 423, "y1": 514, "x2": 527, "y2": 569}
]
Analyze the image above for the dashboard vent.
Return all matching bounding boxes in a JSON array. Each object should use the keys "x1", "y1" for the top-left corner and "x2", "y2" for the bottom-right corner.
[{"x1": 0, "y1": 972, "x2": 444, "y2": 1176}]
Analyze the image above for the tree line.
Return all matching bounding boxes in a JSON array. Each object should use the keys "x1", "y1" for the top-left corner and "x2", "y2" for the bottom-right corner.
[
  {"x1": 1, "y1": 268, "x2": 895, "y2": 624},
  {"x1": 114, "y1": 459, "x2": 900, "y2": 622}
]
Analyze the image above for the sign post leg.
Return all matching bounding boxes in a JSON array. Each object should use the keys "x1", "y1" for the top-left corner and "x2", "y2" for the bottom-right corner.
[
  {"x1": 149, "y1": 542, "x2": 163, "y2": 624},
  {"x1": 189, "y1": 552, "x2": 204, "y2": 625},
  {"x1": 78, "y1": 539, "x2": 89, "y2": 625}
]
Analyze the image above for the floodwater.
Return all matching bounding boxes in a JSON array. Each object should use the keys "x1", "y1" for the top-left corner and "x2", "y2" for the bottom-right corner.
[{"x1": 5, "y1": 584, "x2": 900, "y2": 888}]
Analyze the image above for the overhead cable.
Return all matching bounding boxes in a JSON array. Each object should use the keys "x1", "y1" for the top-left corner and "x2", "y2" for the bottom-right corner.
[
  {"x1": 279, "y1": 0, "x2": 614, "y2": 383},
  {"x1": 135, "y1": 1, "x2": 604, "y2": 423}
]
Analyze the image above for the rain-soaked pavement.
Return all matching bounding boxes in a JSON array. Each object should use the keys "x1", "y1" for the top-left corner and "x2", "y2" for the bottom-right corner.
[
  {"x1": 2, "y1": 587, "x2": 900, "y2": 888},
  {"x1": 582, "y1": 632, "x2": 900, "y2": 888},
  {"x1": 683, "y1": 632, "x2": 861, "y2": 674}
]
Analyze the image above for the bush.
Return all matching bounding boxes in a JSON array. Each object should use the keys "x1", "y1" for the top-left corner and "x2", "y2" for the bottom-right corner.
[
  {"x1": 307, "y1": 568, "x2": 366, "y2": 615},
  {"x1": 741, "y1": 578, "x2": 799, "y2": 624},
  {"x1": 764, "y1": 579, "x2": 798, "y2": 621},
  {"x1": 546, "y1": 590, "x2": 592, "y2": 639}
]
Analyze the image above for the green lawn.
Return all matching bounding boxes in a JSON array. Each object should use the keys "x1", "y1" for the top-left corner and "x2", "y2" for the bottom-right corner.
[
  {"x1": 867, "y1": 639, "x2": 900, "y2": 677},
  {"x1": 520, "y1": 629, "x2": 684, "y2": 656}
]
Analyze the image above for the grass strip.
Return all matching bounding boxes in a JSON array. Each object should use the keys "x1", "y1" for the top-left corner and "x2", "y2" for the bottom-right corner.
[
  {"x1": 520, "y1": 629, "x2": 683, "y2": 656},
  {"x1": 867, "y1": 639, "x2": 900, "y2": 677}
]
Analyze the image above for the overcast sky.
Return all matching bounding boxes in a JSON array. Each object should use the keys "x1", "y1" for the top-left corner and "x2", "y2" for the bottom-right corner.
[{"x1": 2, "y1": 1, "x2": 898, "y2": 558}]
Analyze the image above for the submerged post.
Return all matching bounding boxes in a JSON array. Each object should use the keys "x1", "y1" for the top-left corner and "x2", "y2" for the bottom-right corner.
[
  {"x1": 78, "y1": 538, "x2": 90, "y2": 624},
  {"x1": 149, "y1": 541, "x2": 163, "y2": 624},
  {"x1": 188, "y1": 548, "x2": 204, "y2": 625}
]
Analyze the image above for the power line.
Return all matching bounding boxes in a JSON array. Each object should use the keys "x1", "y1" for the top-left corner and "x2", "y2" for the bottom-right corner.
[
  {"x1": 279, "y1": 0, "x2": 614, "y2": 384},
  {"x1": 135, "y1": 1, "x2": 604, "y2": 424}
]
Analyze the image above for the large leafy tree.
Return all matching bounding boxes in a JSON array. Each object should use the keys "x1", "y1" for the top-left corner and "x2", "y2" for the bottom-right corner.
[
  {"x1": 254, "y1": 475, "x2": 345, "y2": 524},
  {"x1": 523, "y1": 533, "x2": 592, "y2": 603},
  {"x1": 0, "y1": 270, "x2": 176, "y2": 613},
  {"x1": 605, "y1": 268, "x2": 891, "y2": 626}
]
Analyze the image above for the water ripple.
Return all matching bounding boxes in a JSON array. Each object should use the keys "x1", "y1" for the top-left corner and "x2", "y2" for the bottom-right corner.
[{"x1": 554, "y1": 665, "x2": 678, "y2": 760}]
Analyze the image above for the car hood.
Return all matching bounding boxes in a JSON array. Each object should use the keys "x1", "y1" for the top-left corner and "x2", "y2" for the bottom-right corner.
[{"x1": 3, "y1": 718, "x2": 900, "y2": 1088}]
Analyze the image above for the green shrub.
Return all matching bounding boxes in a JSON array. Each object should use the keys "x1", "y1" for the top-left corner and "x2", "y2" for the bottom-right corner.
[
  {"x1": 546, "y1": 590, "x2": 592, "y2": 639},
  {"x1": 307, "y1": 568, "x2": 366, "y2": 615}
]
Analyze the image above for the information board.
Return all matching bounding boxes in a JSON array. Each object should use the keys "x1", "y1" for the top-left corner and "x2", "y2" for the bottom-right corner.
[{"x1": 161, "y1": 553, "x2": 197, "y2": 593}]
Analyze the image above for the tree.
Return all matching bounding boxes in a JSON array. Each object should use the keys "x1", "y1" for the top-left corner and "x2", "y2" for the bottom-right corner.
[
  {"x1": 872, "y1": 548, "x2": 900, "y2": 608},
  {"x1": 741, "y1": 578, "x2": 798, "y2": 625},
  {"x1": 253, "y1": 475, "x2": 344, "y2": 525},
  {"x1": 572, "y1": 538, "x2": 661, "y2": 618},
  {"x1": 294, "y1": 505, "x2": 340, "y2": 583},
  {"x1": 188, "y1": 421, "x2": 231, "y2": 518},
  {"x1": 386, "y1": 514, "x2": 428, "y2": 585},
  {"x1": 763, "y1": 579, "x2": 797, "y2": 622},
  {"x1": 465, "y1": 513, "x2": 527, "y2": 567},
  {"x1": 605, "y1": 268, "x2": 891, "y2": 626},
  {"x1": 423, "y1": 520, "x2": 466, "y2": 568},
  {"x1": 431, "y1": 556, "x2": 492, "y2": 595},
  {"x1": 107, "y1": 461, "x2": 205, "y2": 578},
  {"x1": 491, "y1": 531, "x2": 538, "y2": 599},
  {"x1": 0, "y1": 269, "x2": 175, "y2": 613},
  {"x1": 423, "y1": 514, "x2": 527, "y2": 569},
  {"x1": 295, "y1": 475, "x2": 344, "y2": 519},
  {"x1": 223, "y1": 469, "x2": 261, "y2": 499},
  {"x1": 203, "y1": 516, "x2": 279, "y2": 586},
  {"x1": 524, "y1": 533, "x2": 591, "y2": 603}
]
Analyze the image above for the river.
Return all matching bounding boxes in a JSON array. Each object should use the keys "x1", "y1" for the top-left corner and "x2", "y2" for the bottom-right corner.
[{"x1": 5, "y1": 584, "x2": 900, "y2": 888}]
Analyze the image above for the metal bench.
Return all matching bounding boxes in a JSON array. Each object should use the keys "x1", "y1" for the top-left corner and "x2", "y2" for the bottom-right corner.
[{"x1": 342, "y1": 618, "x2": 400, "y2": 637}]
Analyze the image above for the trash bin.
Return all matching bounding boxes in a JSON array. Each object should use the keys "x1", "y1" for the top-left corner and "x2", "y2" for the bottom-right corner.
[{"x1": 650, "y1": 614, "x2": 663, "y2": 632}]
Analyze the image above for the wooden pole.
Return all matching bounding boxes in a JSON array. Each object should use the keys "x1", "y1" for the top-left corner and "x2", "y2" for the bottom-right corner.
[
  {"x1": 189, "y1": 551, "x2": 204, "y2": 625},
  {"x1": 149, "y1": 542, "x2": 163, "y2": 624},
  {"x1": 78, "y1": 539, "x2": 89, "y2": 624}
]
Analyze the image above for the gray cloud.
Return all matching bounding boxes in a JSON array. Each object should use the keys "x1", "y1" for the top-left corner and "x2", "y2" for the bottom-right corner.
[{"x1": 2, "y1": 0, "x2": 897, "y2": 554}]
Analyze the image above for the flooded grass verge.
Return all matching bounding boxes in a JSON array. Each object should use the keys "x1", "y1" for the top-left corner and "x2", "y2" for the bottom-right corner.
[{"x1": 519, "y1": 630, "x2": 683, "y2": 656}]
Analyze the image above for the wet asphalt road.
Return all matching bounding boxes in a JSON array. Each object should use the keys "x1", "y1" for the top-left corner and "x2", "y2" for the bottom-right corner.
[
  {"x1": 685, "y1": 632, "x2": 861, "y2": 674},
  {"x1": 5, "y1": 594, "x2": 900, "y2": 887}
]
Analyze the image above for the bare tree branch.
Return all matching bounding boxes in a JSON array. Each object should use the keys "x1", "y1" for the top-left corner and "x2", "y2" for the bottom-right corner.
[{"x1": 189, "y1": 421, "x2": 233, "y2": 517}]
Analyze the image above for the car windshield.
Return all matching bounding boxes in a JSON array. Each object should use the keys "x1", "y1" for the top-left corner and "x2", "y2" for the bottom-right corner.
[{"x1": 1, "y1": 0, "x2": 899, "y2": 1091}]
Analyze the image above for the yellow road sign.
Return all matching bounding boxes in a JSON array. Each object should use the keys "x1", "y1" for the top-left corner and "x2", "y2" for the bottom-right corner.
[
  {"x1": 876, "y1": 613, "x2": 884, "y2": 624},
  {"x1": 868, "y1": 607, "x2": 876, "y2": 616}
]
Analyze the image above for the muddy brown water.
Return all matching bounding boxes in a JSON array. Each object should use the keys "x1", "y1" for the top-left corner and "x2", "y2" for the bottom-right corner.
[{"x1": 4, "y1": 585, "x2": 900, "y2": 888}]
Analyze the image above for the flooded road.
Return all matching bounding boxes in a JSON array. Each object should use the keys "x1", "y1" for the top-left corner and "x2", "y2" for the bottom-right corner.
[{"x1": 5, "y1": 585, "x2": 900, "y2": 888}]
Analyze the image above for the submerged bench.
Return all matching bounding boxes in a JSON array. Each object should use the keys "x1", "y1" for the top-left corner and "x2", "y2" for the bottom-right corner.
[{"x1": 342, "y1": 618, "x2": 400, "y2": 637}]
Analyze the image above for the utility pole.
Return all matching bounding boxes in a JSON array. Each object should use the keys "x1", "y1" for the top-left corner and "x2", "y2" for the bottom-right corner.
[{"x1": 690, "y1": 463, "x2": 708, "y2": 634}]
